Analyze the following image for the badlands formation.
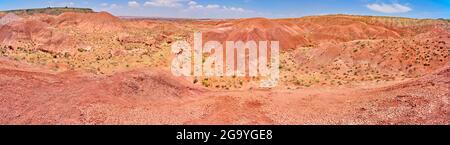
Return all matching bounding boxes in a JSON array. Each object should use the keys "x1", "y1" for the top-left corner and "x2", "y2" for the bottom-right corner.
[{"x1": 0, "y1": 10, "x2": 449, "y2": 124}]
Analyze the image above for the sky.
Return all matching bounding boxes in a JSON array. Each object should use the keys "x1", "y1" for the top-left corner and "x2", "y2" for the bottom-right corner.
[{"x1": 0, "y1": 0, "x2": 449, "y2": 19}]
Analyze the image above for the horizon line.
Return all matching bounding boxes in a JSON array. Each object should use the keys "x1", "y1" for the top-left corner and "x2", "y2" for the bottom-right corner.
[{"x1": 1, "y1": 7, "x2": 449, "y2": 20}]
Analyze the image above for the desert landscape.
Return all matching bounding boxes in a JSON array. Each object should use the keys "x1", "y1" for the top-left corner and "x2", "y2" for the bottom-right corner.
[{"x1": 0, "y1": 7, "x2": 449, "y2": 124}]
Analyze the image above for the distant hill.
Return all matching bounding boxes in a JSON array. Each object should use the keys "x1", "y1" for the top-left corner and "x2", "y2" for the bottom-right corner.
[
  {"x1": 437, "y1": 18, "x2": 450, "y2": 22},
  {"x1": 0, "y1": 7, "x2": 94, "y2": 15}
]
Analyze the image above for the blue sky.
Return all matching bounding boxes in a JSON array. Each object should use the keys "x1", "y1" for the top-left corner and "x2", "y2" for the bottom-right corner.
[{"x1": 0, "y1": 0, "x2": 449, "y2": 18}]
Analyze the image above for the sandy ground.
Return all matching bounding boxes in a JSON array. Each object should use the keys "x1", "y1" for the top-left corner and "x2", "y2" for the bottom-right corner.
[{"x1": 0, "y1": 58, "x2": 448, "y2": 125}]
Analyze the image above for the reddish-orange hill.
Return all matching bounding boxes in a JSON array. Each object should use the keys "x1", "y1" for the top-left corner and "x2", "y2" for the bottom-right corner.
[
  {"x1": 0, "y1": 11, "x2": 449, "y2": 124},
  {"x1": 54, "y1": 12, "x2": 124, "y2": 32},
  {"x1": 201, "y1": 15, "x2": 447, "y2": 50}
]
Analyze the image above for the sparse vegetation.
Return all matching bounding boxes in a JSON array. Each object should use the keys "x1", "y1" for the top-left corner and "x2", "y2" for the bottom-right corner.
[{"x1": 0, "y1": 10, "x2": 448, "y2": 90}]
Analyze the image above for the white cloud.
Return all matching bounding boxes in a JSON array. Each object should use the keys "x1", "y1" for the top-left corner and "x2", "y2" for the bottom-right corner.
[
  {"x1": 226, "y1": 6, "x2": 246, "y2": 12},
  {"x1": 191, "y1": 5, "x2": 203, "y2": 9},
  {"x1": 109, "y1": 4, "x2": 119, "y2": 9},
  {"x1": 101, "y1": 0, "x2": 257, "y2": 18},
  {"x1": 128, "y1": 1, "x2": 140, "y2": 8},
  {"x1": 188, "y1": 1, "x2": 197, "y2": 6},
  {"x1": 144, "y1": 0, "x2": 186, "y2": 8},
  {"x1": 366, "y1": 3, "x2": 412, "y2": 13},
  {"x1": 187, "y1": 1, "x2": 202, "y2": 9},
  {"x1": 187, "y1": 1, "x2": 249, "y2": 12},
  {"x1": 100, "y1": 3, "x2": 120, "y2": 10},
  {"x1": 206, "y1": 4, "x2": 220, "y2": 9}
]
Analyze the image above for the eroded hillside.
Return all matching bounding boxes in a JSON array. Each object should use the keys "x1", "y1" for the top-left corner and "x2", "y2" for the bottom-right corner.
[{"x1": 0, "y1": 11, "x2": 448, "y2": 124}]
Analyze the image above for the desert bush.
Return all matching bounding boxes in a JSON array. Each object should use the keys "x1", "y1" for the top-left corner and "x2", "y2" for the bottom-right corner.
[{"x1": 202, "y1": 79, "x2": 211, "y2": 87}]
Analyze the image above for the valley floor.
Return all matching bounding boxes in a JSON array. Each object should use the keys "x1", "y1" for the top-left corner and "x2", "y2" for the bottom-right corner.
[{"x1": 1, "y1": 59, "x2": 448, "y2": 125}]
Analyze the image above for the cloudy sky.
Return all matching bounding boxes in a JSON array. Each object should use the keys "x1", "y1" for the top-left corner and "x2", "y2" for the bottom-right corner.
[{"x1": 0, "y1": 0, "x2": 449, "y2": 19}]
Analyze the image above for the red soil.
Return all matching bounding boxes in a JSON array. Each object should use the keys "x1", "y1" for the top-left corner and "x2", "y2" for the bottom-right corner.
[
  {"x1": 54, "y1": 12, "x2": 124, "y2": 32},
  {"x1": 202, "y1": 18, "x2": 308, "y2": 50},
  {"x1": 0, "y1": 58, "x2": 447, "y2": 124},
  {"x1": 0, "y1": 18, "x2": 77, "y2": 53},
  {"x1": 0, "y1": 12, "x2": 449, "y2": 124}
]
